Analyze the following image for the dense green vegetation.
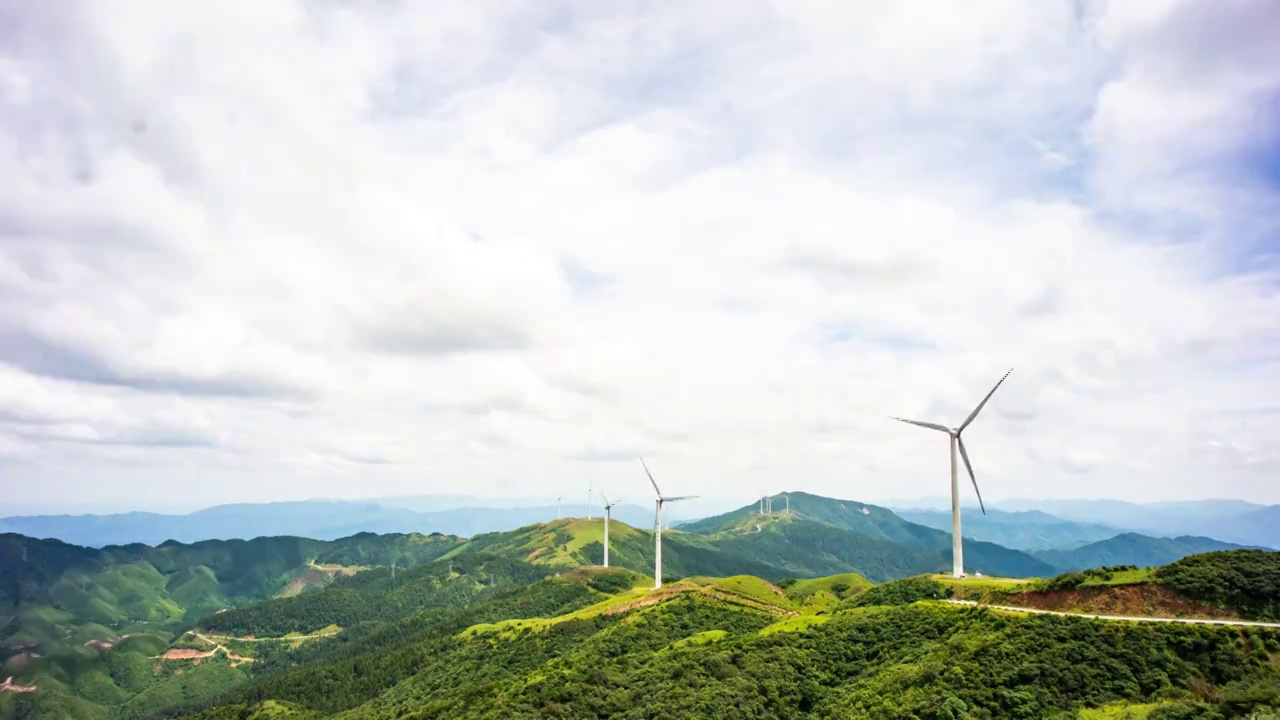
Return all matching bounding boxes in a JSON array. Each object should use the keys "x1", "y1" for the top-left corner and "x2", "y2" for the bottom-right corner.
[
  {"x1": 5, "y1": 503, "x2": 1279, "y2": 720},
  {"x1": 177, "y1": 584, "x2": 1280, "y2": 719},
  {"x1": 1154, "y1": 550, "x2": 1280, "y2": 621},
  {"x1": 213, "y1": 571, "x2": 629, "y2": 716},
  {"x1": 181, "y1": 700, "x2": 320, "y2": 720},
  {"x1": 0, "y1": 532, "x2": 461, "y2": 720},
  {"x1": 196, "y1": 554, "x2": 549, "y2": 637},
  {"x1": 843, "y1": 576, "x2": 947, "y2": 608}
]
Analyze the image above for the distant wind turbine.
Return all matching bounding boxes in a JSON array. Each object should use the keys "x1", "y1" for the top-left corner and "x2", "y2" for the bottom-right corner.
[
  {"x1": 557, "y1": 495, "x2": 562, "y2": 520},
  {"x1": 601, "y1": 493, "x2": 621, "y2": 568},
  {"x1": 892, "y1": 368, "x2": 1012, "y2": 578},
  {"x1": 587, "y1": 480, "x2": 593, "y2": 520},
  {"x1": 641, "y1": 458, "x2": 697, "y2": 590}
]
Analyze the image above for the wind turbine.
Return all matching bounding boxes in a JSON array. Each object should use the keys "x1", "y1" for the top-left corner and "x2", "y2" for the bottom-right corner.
[
  {"x1": 557, "y1": 495, "x2": 562, "y2": 520},
  {"x1": 892, "y1": 368, "x2": 1012, "y2": 578},
  {"x1": 601, "y1": 493, "x2": 621, "y2": 567},
  {"x1": 586, "y1": 480, "x2": 593, "y2": 521},
  {"x1": 641, "y1": 458, "x2": 697, "y2": 590}
]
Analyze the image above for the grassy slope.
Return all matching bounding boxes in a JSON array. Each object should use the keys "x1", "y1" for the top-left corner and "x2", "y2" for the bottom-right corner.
[
  {"x1": 444, "y1": 517, "x2": 787, "y2": 581},
  {"x1": 781, "y1": 572, "x2": 873, "y2": 612}
]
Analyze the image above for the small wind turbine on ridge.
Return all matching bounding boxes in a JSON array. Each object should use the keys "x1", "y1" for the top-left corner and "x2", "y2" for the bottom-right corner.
[
  {"x1": 586, "y1": 479, "x2": 593, "y2": 521},
  {"x1": 891, "y1": 368, "x2": 1012, "y2": 578},
  {"x1": 556, "y1": 495, "x2": 562, "y2": 520},
  {"x1": 601, "y1": 493, "x2": 622, "y2": 568},
  {"x1": 641, "y1": 457, "x2": 697, "y2": 590}
]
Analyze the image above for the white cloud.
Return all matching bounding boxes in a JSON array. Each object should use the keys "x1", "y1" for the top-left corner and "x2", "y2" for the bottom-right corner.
[{"x1": 1, "y1": 0, "x2": 1278, "y2": 513}]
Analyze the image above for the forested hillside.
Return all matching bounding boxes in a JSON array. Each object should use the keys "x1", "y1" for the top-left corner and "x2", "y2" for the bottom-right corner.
[
  {"x1": 179, "y1": 567, "x2": 1280, "y2": 719},
  {"x1": 196, "y1": 554, "x2": 554, "y2": 637},
  {"x1": 0, "y1": 532, "x2": 462, "y2": 645},
  {"x1": 0, "y1": 532, "x2": 463, "y2": 720},
  {"x1": 6, "y1": 506, "x2": 1277, "y2": 719}
]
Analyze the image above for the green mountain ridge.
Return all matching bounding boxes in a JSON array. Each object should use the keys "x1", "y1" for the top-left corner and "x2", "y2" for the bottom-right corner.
[
  {"x1": 685, "y1": 492, "x2": 1058, "y2": 579},
  {"x1": 1033, "y1": 533, "x2": 1256, "y2": 572}
]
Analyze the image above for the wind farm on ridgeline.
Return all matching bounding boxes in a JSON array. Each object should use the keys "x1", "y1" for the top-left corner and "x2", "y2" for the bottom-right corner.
[{"x1": 542, "y1": 367, "x2": 1018, "y2": 588}]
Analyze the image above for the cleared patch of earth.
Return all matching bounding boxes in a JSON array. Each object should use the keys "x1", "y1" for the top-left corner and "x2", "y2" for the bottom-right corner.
[
  {"x1": 2, "y1": 676, "x2": 37, "y2": 693},
  {"x1": 991, "y1": 584, "x2": 1237, "y2": 619},
  {"x1": 156, "y1": 634, "x2": 255, "y2": 667},
  {"x1": 701, "y1": 588, "x2": 798, "y2": 617}
]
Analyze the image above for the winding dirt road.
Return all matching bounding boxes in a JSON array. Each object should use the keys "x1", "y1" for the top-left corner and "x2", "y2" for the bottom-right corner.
[
  {"x1": 196, "y1": 630, "x2": 340, "y2": 643},
  {"x1": 942, "y1": 599, "x2": 1280, "y2": 628}
]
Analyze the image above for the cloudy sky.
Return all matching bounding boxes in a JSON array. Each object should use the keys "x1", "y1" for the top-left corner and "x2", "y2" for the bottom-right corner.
[{"x1": 2, "y1": 0, "x2": 1278, "y2": 515}]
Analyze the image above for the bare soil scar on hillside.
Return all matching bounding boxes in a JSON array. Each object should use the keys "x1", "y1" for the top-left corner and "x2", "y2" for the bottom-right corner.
[
  {"x1": 156, "y1": 639, "x2": 254, "y2": 667},
  {"x1": 1, "y1": 676, "x2": 37, "y2": 693},
  {"x1": 996, "y1": 585, "x2": 1237, "y2": 619}
]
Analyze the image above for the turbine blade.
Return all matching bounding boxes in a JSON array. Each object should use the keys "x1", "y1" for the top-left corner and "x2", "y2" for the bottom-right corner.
[
  {"x1": 663, "y1": 495, "x2": 699, "y2": 502},
  {"x1": 601, "y1": 492, "x2": 610, "y2": 506},
  {"x1": 956, "y1": 436, "x2": 987, "y2": 515},
  {"x1": 891, "y1": 416, "x2": 952, "y2": 433},
  {"x1": 959, "y1": 368, "x2": 1013, "y2": 432},
  {"x1": 640, "y1": 457, "x2": 662, "y2": 496}
]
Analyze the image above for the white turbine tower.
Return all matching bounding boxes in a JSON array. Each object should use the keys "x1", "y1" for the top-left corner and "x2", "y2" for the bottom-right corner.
[
  {"x1": 601, "y1": 493, "x2": 621, "y2": 568},
  {"x1": 892, "y1": 368, "x2": 1012, "y2": 579},
  {"x1": 641, "y1": 458, "x2": 697, "y2": 590},
  {"x1": 587, "y1": 480, "x2": 593, "y2": 520},
  {"x1": 557, "y1": 495, "x2": 562, "y2": 520}
]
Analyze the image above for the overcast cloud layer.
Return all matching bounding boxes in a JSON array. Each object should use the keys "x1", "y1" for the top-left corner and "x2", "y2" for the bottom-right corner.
[{"x1": 2, "y1": 0, "x2": 1279, "y2": 514}]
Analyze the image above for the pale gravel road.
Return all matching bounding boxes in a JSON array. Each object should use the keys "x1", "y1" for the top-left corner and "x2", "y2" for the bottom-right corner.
[{"x1": 942, "y1": 599, "x2": 1280, "y2": 628}]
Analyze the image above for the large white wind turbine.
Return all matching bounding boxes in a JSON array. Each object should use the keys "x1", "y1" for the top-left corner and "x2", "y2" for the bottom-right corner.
[
  {"x1": 641, "y1": 458, "x2": 697, "y2": 590},
  {"x1": 601, "y1": 493, "x2": 621, "y2": 568},
  {"x1": 892, "y1": 368, "x2": 1013, "y2": 579}
]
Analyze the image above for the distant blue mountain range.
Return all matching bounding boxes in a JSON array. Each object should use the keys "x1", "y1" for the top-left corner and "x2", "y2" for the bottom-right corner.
[
  {"x1": 4, "y1": 495, "x2": 1275, "y2": 566},
  {"x1": 0, "y1": 499, "x2": 657, "y2": 548}
]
